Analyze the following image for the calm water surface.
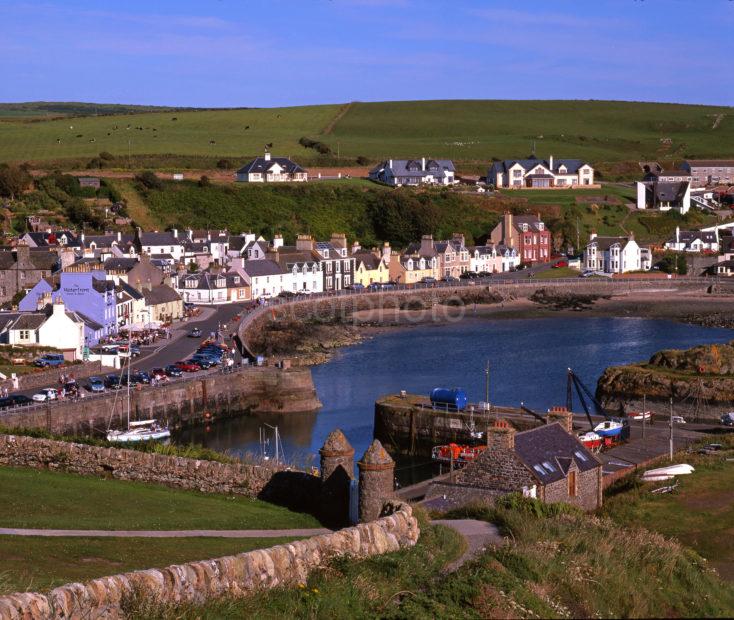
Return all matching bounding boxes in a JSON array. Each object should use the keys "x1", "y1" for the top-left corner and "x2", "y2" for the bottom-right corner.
[{"x1": 176, "y1": 317, "x2": 732, "y2": 473}]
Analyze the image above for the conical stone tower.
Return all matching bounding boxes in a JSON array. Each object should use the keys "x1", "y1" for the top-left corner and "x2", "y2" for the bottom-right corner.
[{"x1": 358, "y1": 439, "x2": 395, "y2": 523}]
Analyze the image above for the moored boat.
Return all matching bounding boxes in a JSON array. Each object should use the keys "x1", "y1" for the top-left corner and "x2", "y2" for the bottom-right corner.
[
  {"x1": 577, "y1": 431, "x2": 602, "y2": 450},
  {"x1": 642, "y1": 463, "x2": 694, "y2": 480},
  {"x1": 594, "y1": 420, "x2": 624, "y2": 438},
  {"x1": 106, "y1": 419, "x2": 171, "y2": 443},
  {"x1": 431, "y1": 443, "x2": 486, "y2": 465}
]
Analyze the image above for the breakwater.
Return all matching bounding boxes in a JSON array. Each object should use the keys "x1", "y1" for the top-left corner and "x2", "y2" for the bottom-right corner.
[{"x1": 0, "y1": 366, "x2": 321, "y2": 437}]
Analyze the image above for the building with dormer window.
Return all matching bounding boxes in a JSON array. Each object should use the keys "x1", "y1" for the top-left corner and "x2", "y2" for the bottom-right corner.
[
  {"x1": 236, "y1": 151, "x2": 307, "y2": 183},
  {"x1": 490, "y1": 212, "x2": 552, "y2": 264},
  {"x1": 369, "y1": 158, "x2": 456, "y2": 186},
  {"x1": 488, "y1": 156, "x2": 594, "y2": 188},
  {"x1": 583, "y1": 232, "x2": 650, "y2": 274}
]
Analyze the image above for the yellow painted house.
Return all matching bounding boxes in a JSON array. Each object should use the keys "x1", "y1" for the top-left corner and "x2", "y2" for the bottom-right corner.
[
  {"x1": 389, "y1": 253, "x2": 439, "y2": 284},
  {"x1": 353, "y1": 250, "x2": 390, "y2": 286}
]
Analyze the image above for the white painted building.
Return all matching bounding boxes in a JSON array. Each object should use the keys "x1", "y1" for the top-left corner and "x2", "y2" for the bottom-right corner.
[
  {"x1": 369, "y1": 158, "x2": 456, "y2": 186},
  {"x1": 636, "y1": 181, "x2": 691, "y2": 214},
  {"x1": 232, "y1": 259, "x2": 292, "y2": 299},
  {"x1": 236, "y1": 152, "x2": 307, "y2": 183},
  {"x1": 488, "y1": 157, "x2": 594, "y2": 188},
  {"x1": 583, "y1": 233, "x2": 648, "y2": 274},
  {"x1": 664, "y1": 227, "x2": 719, "y2": 253},
  {"x1": 469, "y1": 245, "x2": 502, "y2": 274},
  {"x1": 4, "y1": 298, "x2": 85, "y2": 358}
]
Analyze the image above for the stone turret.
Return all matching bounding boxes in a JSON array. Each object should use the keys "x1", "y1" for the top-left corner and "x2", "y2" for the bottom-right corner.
[
  {"x1": 358, "y1": 439, "x2": 394, "y2": 523},
  {"x1": 319, "y1": 429, "x2": 354, "y2": 526}
]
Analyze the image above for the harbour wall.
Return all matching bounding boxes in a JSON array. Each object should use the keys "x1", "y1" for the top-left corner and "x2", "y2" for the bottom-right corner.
[
  {"x1": 0, "y1": 500, "x2": 419, "y2": 620},
  {"x1": 0, "y1": 366, "x2": 321, "y2": 437}
]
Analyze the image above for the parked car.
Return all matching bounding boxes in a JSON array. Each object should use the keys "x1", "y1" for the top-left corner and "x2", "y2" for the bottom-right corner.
[
  {"x1": 193, "y1": 353, "x2": 220, "y2": 366},
  {"x1": 460, "y1": 271, "x2": 479, "y2": 280},
  {"x1": 552, "y1": 260, "x2": 568, "y2": 268},
  {"x1": 33, "y1": 353, "x2": 65, "y2": 368},
  {"x1": 443, "y1": 276, "x2": 459, "y2": 284},
  {"x1": 188, "y1": 327, "x2": 202, "y2": 338},
  {"x1": 151, "y1": 367, "x2": 168, "y2": 381},
  {"x1": 105, "y1": 375, "x2": 122, "y2": 390},
  {"x1": 175, "y1": 361, "x2": 201, "y2": 373},
  {"x1": 420, "y1": 277, "x2": 437, "y2": 284},
  {"x1": 477, "y1": 271, "x2": 493, "y2": 278},
  {"x1": 347, "y1": 283, "x2": 365, "y2": 291},
  {"x1": 0, "y1": 397, "x2": 15, "y2": 409},
  {"x1": 32, "y1": 387, "x2": 58, "y2": 402},
  {"x1": 86, "y1": 377, "x2": 106, "y2": 393},
  {"x1": 164, "y1": 365, "x2": 183, "y2": 377},
  {"x1": 132, "y1": 371, "x2": 151, "y2": 384},
  {"x1": 8, "y1": 394, "x2": 31, "y2": 407},
  {"x1": 189, "y1": 357, "x2": 212, "y2": 369},
  {"x1": 671, "y1": 415, "x2": 686, "y2": 424},
  {"x1": 720, "y1": 412, "x2": 734, "y2": 427}
]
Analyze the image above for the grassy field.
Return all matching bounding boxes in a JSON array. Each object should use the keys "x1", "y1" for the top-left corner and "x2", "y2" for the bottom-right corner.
[
  {"x1": 2, "y1": 99, "x2": 733, "y2": 167},
  {"x1": 0, "y1": 466, "x2": 321, "y2": 530},
  {"x1": 603, "y1": 434, "x2": 734, "y2": 582},
  {"x1": 0, "y1": 536, "x2": 297, "y2": 595},
  {"x1": 535, "y1": 266, "x2": 580, "y2": 279}
]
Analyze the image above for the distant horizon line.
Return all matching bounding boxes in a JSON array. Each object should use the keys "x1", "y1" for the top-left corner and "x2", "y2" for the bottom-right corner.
[{"x1": 1, "y1": 97, "x2": 733, "y2": 110}]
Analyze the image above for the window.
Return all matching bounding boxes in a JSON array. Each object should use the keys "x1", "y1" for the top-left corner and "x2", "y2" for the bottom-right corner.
[
  {"x1": 568, "y1": 470, "x2": 577, "y2": 497},
  {"x1": 574, "y1": 450, "x2": 588, "y2": 462},
  {"x1": 20, "y1": 329, "x2": 29, "y2": 340},
  {"x1": 541, "y1": 460, "x2": 556, "y2": 473},
  {"x1": 533, "y1": 464, "x2": 546, "y2": 477},
  {"x1": 513, "y1": 169, "x2": 522, "y2": 177}
]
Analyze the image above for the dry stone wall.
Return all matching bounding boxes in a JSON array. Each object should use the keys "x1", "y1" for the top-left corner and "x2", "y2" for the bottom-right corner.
[
  {"x1": 0, "y1": 434, "x2": 294, "y2": 498},
  {"x1": 0, "y1": 501, "x2": 419, "y2": 620}
]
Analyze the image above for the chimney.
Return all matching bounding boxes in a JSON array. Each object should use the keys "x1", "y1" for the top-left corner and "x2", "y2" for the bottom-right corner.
[
  {"x1": 589, "y1": 231, "x2": 598, "y2": 241},
  {"x1": 676, "y1": 226, "x2": 680, "y2": 244},
  {"x1": 388, "y1": 159, "x2": 393, "y2": 169},
  {"x1": 452, "y1": 232, "x2": 465, "y2": 247},
  {"x1": 117, "y1": 231, "x2": 122, "y2": 242},
  {"x1": 264, "y1": 150, "x2": 271, "y2": 162},
  {"x1": 14, "y1": 242, "x2": 30, "y2": 264},
  {"x1": 486, "y1": 420, "x2": 516, "y2": 451},
  {"x1": 382, "y1": 241, "x2": 391, "y2": 263},
  {"x1": 330, "y1": 233, "x2": 347, "y2": 249},
  {"x1": 272, "y1": 234, "x2": 284, "y2": 249},
  {"x1": 420, "y1": 234, "x2": 434, "y2": 256},
  {"x1": 172, "y1": 228, "x2": 178, "y2": 239},
  {"x1": 421, "y1": 157, "x2": 426, "y2": 171},
  {"x1": 351, "y1": 240, "x2": 361, "y2": 254},
  {"x1": 51, "y1": 295, "x2": 65, "y2": 317},
  {"x1": 549, "y1": 155, "x2": 554, "y2": 171},
  {"x1": 546, "y1": 406, "x2": 573, "y2": 434},
  {"x1": 37, "y1": 291, "x2": 52, "y2": 311},
  {"x1": 146, "y1": 278, "x2": 153, "y2": 292},
  {"x1": 296, "y1": 234, "x2": 314, "y2": 252},
  {"x1": 503, "y1": 211, "x2": 514, "y2": 247}
]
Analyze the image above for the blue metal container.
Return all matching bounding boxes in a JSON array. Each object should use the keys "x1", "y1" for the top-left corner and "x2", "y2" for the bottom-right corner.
[{"x1": 429, "y1": 388, "x2": 468, "y2": 411}]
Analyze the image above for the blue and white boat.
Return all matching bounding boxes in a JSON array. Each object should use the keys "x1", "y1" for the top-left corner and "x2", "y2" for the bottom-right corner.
[{"x1": 593, "y1": 420, "x2": 624, "y2": 438}]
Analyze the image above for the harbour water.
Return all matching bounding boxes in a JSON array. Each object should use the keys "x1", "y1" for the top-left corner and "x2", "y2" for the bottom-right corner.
[{"x1": 175, "y1": 317, "x2": 732, "y2": 477}]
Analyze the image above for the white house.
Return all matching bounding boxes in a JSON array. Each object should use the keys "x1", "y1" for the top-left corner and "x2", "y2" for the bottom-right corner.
[
  {"x1": 236, "y1": 151, "x2": 307, "y2": 183},
  {"x1": 488, "y1": 157, "x2": 594, "y2": 188},
  {"x1": 135, "y1": 229, "x2": 185, "y2": 262},
  {"x1": 175, "y1": 271, "x2": 230, "y2": 305},
  {"x1": 584, "y1": 233, "x2": 648, "y2": 274},
  {"x1": 497, "y1": 245, "x2": 521, "y2": 272},
  {"x1": 664, "y1": 227, "x2": 719, "y2": 253},
  {"x1": 232, "y1": 259, "x2": 291, "y2": 299},
  {"x1": 469, "y1": 245, "x2": 503, "y2": 274},
  {"x1": 5, "y1": 297, "x2": 85, "y2": 358},
  {"x1": 636, "y1": 181, "x2": 691, "y2": 214},
  {"x1": 369, "y1": 158, "x2": 456, "y2": 186}
]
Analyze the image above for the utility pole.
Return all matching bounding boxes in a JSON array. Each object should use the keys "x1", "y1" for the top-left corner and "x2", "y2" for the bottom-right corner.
[
  {"x1": 484, "y1": 360, "x2": 490, "y2": 405},
  {"x1": 669, "y1": 398, "x2": 674, "y2": 462}
]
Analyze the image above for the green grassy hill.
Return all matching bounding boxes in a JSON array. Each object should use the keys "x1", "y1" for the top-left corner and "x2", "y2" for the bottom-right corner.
[{"x1": 1, "y1": 99, "x2": 732, "y2": 168}]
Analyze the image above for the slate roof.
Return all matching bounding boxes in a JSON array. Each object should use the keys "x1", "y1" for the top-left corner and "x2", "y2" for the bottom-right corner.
[
  {"x1": 371, "y1": 159, "x2": 455, "y2": 179},
  {"x1": 9, "y1": 313, "x2": 46, "y2": 330},
  {"x1": 92, "y1": 278, "x2": 115, "y2": 294},
  {"x1": 489, "y1": 158, "x2": 588, "y2": 177},
  {"x1": 138, "y1": 231, "x2": 181, "y2": 246},
  {"x1": 353, "y1": 252, "x2": 383, "y2": 270},
  {"x1": 670, "y1": 230, "x2": 717, "y2": 245},
  {"x1": 118, "y1": 280, "x2": 145, "y2": 300},
  {"x1": 103, "y1": 257, "x2": 139, "y2": 272},
  {"x1": 143, "y1": 284, "x2": 181, "y2": 305},
  {"x1": 25, "y1": 230, "x2": 80, "y2": 247},
  {"x1": 588, "y1": 236, "x2": 631, "y2": 251},
  {"x1": 178, "y1": 272, "x2": 228, "y2": 290},
  {"x1": 241, "y1": 259, "x2": 284, "y2": 278},
  {"x1": 653, "y1": 181, "x2": 688, "y2": 203},
  {"x1": 0, "y1": 250, "x2": 59, "y2": 271},
  {"x1": 514, "y1": 423, "x2": 600, "y2": 484},
  {"x1": 237, "y1": 156, "x2": 305, "y2": 175},
  {"x1": 512, "y1": 215, "x2": 547, "y2": 233}
]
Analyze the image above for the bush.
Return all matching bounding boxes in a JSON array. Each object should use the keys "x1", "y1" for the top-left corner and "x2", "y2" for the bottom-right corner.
[
  {"x1": 216, "y1": 159, "x2": 232, "y2": 169},
  {"x1": 135, "y1": 170, "x2": 163, "y2": 191}
]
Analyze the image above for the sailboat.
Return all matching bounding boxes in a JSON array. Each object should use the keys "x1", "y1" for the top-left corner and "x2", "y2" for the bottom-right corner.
[{"x1": 106, "y1": 323, "x2": 170, "y2": 443}]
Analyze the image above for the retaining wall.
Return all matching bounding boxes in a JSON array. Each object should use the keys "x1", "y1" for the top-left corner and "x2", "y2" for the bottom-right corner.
[
  {"x1": 0, "y1": 366, "x2": 321, "y2": 437},
  {"x1": 0, "y1": 360, "x2": 103, "y2": 393},
  {"x1": 0, "y1": 501, "x2": 419, "y2": 620}
]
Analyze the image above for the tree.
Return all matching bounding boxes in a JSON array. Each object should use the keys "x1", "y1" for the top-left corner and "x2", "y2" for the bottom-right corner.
[
  {"x1": 676, "y1": 254, "x2": 688, "y2": 275},
  {"x1": 216, "y1": 159, "x2": 232, "y2": 169},
  {"x1": 356, "y1": 156, "x2": 369, "y2": 166},
  {"x1": 135, "y1": 170, "x2": 163, "y2": 191},
  {"x1": 0, "y1": 164, "x2": 31, "y2": 199},
  {"x1": 198, "y1": 175, "x2": 211, "y2": 188}
]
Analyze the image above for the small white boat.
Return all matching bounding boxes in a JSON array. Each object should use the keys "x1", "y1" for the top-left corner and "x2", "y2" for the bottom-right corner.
[
  {"x1": 642, "y1": 463, "x2": 694, "y2": 480},
  {"x1": 106, "y1": 419, "x2": 171, "y2": 443},
  {"x1": 628, "y1": 410, "x2": 652, "y2": 420}
]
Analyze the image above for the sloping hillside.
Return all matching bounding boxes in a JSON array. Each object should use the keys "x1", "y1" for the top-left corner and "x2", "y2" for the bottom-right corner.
[{"x1": 1, "y1": 99, "x2": 732, "y2": 167}]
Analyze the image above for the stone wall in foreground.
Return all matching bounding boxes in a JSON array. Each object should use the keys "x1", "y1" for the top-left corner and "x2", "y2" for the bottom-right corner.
[{"x1": 0, "y1": 501, "x2": 419, "y2": 620}]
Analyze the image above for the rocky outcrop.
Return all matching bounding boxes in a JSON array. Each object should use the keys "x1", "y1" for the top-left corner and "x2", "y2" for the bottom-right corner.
[
  {"x1": 596, "y1": 340, "x2": 734, "y2": 418},
  {"x1": 0, "y1": 501, "x2": 419, "y2": 620}
]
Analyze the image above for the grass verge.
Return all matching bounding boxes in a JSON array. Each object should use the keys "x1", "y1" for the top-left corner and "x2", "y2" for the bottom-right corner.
[
  {"x1": 0, "y1": 466, "x2": 322, "y2": 531},
  {"x1": 0, "y1": 536, "x2": 298, "y2": 595}
]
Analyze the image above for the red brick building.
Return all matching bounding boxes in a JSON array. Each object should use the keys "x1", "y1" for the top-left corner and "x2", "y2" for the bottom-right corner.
[{"x1": 490, "y1": 212, "x2": 551, "y2": 264}]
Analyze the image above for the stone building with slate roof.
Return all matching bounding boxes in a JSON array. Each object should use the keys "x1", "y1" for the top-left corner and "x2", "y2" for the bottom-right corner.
[
  {"x1": 428, "y1": 412, "x2": 603, "y2": 512},
  {"x1": 236, "y1": 151, "x2": 307, "y2": 183},
  {"x1": 0, "y1": 245, "x2": 60, "y2": 304}
]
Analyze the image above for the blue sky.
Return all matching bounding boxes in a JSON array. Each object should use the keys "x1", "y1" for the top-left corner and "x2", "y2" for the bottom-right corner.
[{"x1": 1, "y1": 0, "x2": 733, "y2": 107}]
